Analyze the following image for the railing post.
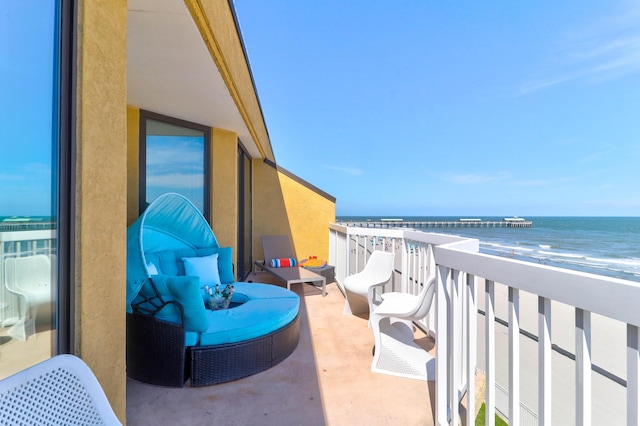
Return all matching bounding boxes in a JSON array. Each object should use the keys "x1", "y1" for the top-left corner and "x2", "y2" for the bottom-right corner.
[
  {"x1": 401, "y1": 237, "x2": 408, "y2": 293},
  {"x1": 485, "y1": 280, "x2": 496, "y2": 426},
  {"x1": 508, "y1": 287, "x2": 520, "y2": 426},
  {"x1": 576, "y1": 308, "x2": 591, "y2": 426},
  {"x1": 539, "y1": 296, "x2": 552, "y2": 426},
  {"x1": 627, "y1": 325, "x2": 640, "y2": 426},
  {"x1": 436, "y1": 264, "x2": 450, "y2": 425},
  {"x1": 465, "y1": 274, "x2": 477, "y2": 426},
  {"x1": 451, "y1": 269, "x2": 462, "y2": 426}
]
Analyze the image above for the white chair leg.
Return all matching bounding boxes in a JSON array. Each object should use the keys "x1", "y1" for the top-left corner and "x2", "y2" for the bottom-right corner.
[
  {"x1": 371, "y1": 316, "x2": 435, "y2": 381},
  {"x1": 8, "y1": 316, "x2": 36, "y2": 341},
  {"x1": 7, "y1": 299, "x2": 36, "y2": 341},
  {"x1": 343, "y1": 290, "x2": 369, "y2": 315}
]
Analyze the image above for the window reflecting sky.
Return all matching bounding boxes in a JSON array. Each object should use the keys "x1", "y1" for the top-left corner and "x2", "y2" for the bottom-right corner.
[{"x1": 0, "y1": 4, "x2": 57, "y2": 216}]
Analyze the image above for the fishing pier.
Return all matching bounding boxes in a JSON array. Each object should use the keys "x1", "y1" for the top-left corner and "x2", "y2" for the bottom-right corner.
[{"x1": 339, "y1": 218, "x2": 532, "y2": 229}]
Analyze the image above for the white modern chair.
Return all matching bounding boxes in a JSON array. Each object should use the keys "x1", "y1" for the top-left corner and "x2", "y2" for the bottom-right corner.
[
  {"x1": 369, "y1": 250, "x2": 437, "y2": 381},
  {"x1": 4, "y1": 255, "x2": 53, "y2": 341},
  {"x1": 0, "y1": 354, "x2": 121, "y2": 425},
  {"x1": 343, "y1": 250, "x2": 395, "y2": 316}
]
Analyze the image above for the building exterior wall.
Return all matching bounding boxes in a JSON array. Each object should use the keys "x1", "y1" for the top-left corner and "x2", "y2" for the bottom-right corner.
[
  {"x1": 127, "y1": 106, "x2": 140, "y2": 226},
  {"x1": 211, "y1": 128, "x2": 239, "y2": 270},
  {"x1": 252, "y1": 161, "x2": 336, "y2": 262},
  {"x1": 279, "y1": 172, "x2": 336, "y2": 262},
  {"x1": 75, "y1": 0, "x2": 128, "y2": 420}
]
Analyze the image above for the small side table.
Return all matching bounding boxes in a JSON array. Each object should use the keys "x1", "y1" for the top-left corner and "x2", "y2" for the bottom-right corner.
[{"x1": 302, "y1": 265, "x2": 334, "y2": 284}]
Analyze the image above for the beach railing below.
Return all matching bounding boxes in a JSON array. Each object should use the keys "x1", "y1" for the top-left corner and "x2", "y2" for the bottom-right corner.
[{"x1": 329, "y1": 223, "x2": 640, "y2": 426}]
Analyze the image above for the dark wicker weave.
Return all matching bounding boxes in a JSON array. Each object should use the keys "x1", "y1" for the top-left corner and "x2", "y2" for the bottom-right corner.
[
  {"x1": 190, "y1": 314, "x2": 300, "y2": 387},
  {"x1": 126, "y1": 312, "x2": 189, "y2": 387}
]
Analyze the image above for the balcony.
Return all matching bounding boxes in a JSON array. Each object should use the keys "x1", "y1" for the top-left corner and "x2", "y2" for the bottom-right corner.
[
  {"x1": 126, "y1": 271, "x2": 438, "y2": 425},
  {"x1": 328, "y1": 224, "x2": 639, "y2": 425},
  {"x1": 3, "y1": 225, "x2": 639, "y2": 424}
]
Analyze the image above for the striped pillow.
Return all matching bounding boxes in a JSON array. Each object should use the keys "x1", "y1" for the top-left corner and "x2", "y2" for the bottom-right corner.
[{"x1": 270, "y1": 258, "x2": 297, "y2": 268}]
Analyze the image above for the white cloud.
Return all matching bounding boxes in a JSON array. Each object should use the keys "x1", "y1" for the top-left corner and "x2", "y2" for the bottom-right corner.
[
  {"x1": 443, "y1": 171, "x2": 576, "y2": 187},
  {"x1": 147, "y1": 173, "x2": 204, "y2": 189},
  {"x1": 444, "y1": 171, "x2": 509, "y2": 184},
  {"x1": 327, "y1": 165, "x2": 364, "y2": 176},
  {"x1": 520, "y1": 5, "x2": 640, "y2": 94}
]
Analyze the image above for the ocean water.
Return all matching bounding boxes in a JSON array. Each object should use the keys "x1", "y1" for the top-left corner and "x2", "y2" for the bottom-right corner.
[{"x1": 336, "y1": 216, "x2": 640, "y2": 282}]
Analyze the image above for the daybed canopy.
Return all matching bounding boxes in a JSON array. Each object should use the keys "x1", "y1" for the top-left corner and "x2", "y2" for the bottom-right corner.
[{"x1": 126, "y1": 193, "x2": 219, "y2": 309}]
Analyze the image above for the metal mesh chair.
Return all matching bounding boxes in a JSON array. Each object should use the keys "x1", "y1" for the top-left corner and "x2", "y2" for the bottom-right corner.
[{"x1": 0, "y1": 354, "x2": 121, "y2": 425}]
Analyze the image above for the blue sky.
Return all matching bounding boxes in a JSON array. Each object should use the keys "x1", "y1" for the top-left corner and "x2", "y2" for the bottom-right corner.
[
  {"x1": 1, "y1": 4, "x2": 56, "y2": 216},
  {"x1": 233, "y1": 1, "x2": 640, "y2": 216}
]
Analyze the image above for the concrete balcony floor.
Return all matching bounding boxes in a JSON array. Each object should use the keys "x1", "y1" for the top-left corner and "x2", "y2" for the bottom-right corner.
[{"x1": 126, "y1": 273, "x2": 436, "y2": 425}]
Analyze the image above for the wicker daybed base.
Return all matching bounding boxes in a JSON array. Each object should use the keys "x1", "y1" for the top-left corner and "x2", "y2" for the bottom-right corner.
[
  {"x1": 190, "y1": 314, "x2": 300, "y2": 386},
  {"x1": 127, "y1": 312, "x2": 190, "y2": 387},
  {"x1": 126, "y1": 312, "x2": 300, "y2": 388}
]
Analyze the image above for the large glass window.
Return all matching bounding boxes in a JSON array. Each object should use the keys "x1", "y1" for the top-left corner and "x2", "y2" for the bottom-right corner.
[
  {"x1": 0, "y1": 1, "x2": 69, "y2": 378},
  {"x1": 139, "y1": 111, "x2": 211, "y2": 218}
]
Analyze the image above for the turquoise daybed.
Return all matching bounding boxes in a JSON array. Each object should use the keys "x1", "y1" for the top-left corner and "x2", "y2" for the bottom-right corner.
[{"x1": 126, "y1": 193, "x2": 300, "y2": 387}]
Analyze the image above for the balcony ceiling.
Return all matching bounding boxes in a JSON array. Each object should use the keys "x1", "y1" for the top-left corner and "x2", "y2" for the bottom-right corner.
[{"x1": 127, "y1": 0, "x2": 262, "y2": 157}]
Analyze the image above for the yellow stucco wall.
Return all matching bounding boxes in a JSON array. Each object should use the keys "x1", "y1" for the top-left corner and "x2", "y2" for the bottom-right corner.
[
  {"x1": 211, "y1": 128, "x2": 239, "y2": 269},
  {"x1": 279, "y1": 172, "x2": 336, "y2": 261},
  {"x1": 126, "y1": 107, "x2": 140, "y2": 226},
  {"x1": 185, "y1": 0, "x2": 274, "y2": 161},
  {"x1": 253, "y1": 161, "x2": 336, "y2": 262},
  {"x1": 75, "y1": 0, "x2": 127, "y2": 421}
]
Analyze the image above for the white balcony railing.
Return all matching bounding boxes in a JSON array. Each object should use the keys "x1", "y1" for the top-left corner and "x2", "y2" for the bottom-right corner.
[{"x1": 329, "y1": 223, "x2": 640, "y2": 426}]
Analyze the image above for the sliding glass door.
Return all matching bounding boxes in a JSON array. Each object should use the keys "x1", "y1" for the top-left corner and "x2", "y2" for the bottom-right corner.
[{"x1": 0, "y1": 0, "x2": 72, "y2": 378}]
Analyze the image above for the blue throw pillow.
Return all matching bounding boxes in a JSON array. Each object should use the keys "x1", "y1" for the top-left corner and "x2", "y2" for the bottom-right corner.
[
  {"x1": 213, "y1": 247, "x2": 234, "y2": 284},
  {"x1": 183, "y1": 253, "x2": 221, "y2": 286},
  {"x1": 195, "y1": 247, "x2": 235, "y2": 284},
  {"x1": 145, "y1": 275, "x2": 208, "y2": 332}
]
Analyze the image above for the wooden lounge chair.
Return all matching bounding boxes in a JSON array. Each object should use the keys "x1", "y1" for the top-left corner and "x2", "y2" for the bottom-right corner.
[{"x1": 254, "y1": 235, "x2": 327, "y2": 296}]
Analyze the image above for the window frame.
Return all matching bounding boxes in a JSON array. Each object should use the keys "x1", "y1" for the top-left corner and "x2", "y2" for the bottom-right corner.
[
  {"x1": 138, "y1": 110, "x2": 211, "y2": 221},
  {"x1": 237, "y1": 142, "x2": 252, "y2": 280},
  {"x1": 55, "y1": 0, "x2": 76, "y2": 355}
]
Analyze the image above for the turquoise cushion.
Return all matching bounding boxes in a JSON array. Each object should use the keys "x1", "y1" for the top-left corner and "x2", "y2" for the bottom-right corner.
[
  {"x1": 145, "y1": 253, "x2": 162, "y2": 274},
  {"x1": 138, "y1": 275, "x2": 208, "y2": 333},
  {"x1": 232, "y1": 282, "x2": 300, "y2": 299},
  {"x1": 200, "y1": 247, "x2": 234, "y2": 284},
  {"x1": 175, "y1": 247, "x2": 234, "y2": 283},
  {"x1": 184, "y1": 331, "x2": 199, "y2": 347},
  {"x1": 155, "y1": 250, "x2": 183, "y2": 276},
  {"x1": 198, "y1": 283, "x2": 300, "y2": 346},
  {"x1": 183, "y1": 253, "x2": 221, "y2": 286}
]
